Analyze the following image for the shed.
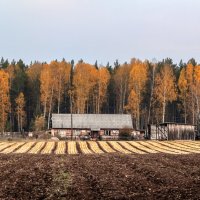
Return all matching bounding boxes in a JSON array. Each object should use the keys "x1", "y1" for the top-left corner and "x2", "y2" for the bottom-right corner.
[
  {"x1": 197, "y1": 113, "x2": 200, "y2": 139},
  {"x1": 147, "y1": 122, "x2": 196, "y2": 140}
]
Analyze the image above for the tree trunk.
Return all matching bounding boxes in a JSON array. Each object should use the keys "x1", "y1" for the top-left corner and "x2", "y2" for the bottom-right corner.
[
  {"x1": 119, "y1": 78, "x2": 123, "y2": 114},
  {"x1": 43, "y1": 100, "x2": 47, "y2": 118},
  {"x1": 18, "y1": 112, "x2": 20, "y2": 132},
  {"x1": 194, "y1": 92, "x2": 200, "y2": 124},
  {"x1": 2, "y1": 104, "x2": 5, "y2": 133},
  {"x1": 184, "y1": 97, "x2": 187, "y2": 124},
  {"x1": 20, "y1": 114, "x2": 23, "y2": 133},
  {"x1": 135, "y1": 91, "x2": 140, "y2": 130},
  {"x1": 57, "y1": 93, "x2": 60, "y2": 114},
  {"x1": 162, "y1": 100, "x2": 166, "y2": 123},
  {"x1": 137, "y1": 104, "x2": 140, "y2": 130},
  {"x1": 70, "y1": 91, "x2": 73, "y2": 140},
  {"x1": 57, "y1": 77, "x2": 62, "y2": 114},
  {"x1": 97, "y1": 82, "x2": 100, "y2": 114},
  {"x1": 122, "y1": 80, "x2": 127, "y2": 114},
  {"x1": 47, "y1": 87, "x2": 54, "y2": 129},
  {"x1": 192, "y1": 94, "x2": 195, "y2": 124},
  {"x1": 147, "y1": 64, "x2": 155, "y2": 124}
]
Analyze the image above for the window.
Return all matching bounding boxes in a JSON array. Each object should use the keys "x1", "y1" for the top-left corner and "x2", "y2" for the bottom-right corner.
[{"x1": 104, "y1": 130, "x2": 111, "y2": 136}]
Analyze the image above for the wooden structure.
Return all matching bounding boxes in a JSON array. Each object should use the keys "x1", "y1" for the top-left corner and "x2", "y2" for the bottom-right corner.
[
  {"x1": 197, "y1": 113, "x2": 200, "y2": 139},
  {"x1": 147, "y1": 122, "x2": 196, "y2": 140},
  {"x1": 51, "y1": 114, "x2": 133, "y2": 140}
]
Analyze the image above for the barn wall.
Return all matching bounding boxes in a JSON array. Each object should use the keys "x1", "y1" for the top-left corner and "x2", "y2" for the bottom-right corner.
[
  {"x1": 111, "y1": 130, "x2": 119, "y2": 136},
  {"x1": 147, "y1": 124, "x2": 196, "y2": 140},
  {"x1": 51, "y1": 129, "x2": 120, "y2": 139},
  {"x1": 168, "y1": 124, "x2": 195, "y2": 140},
  {"x1": 52, "y1": 129, "x2": 90, "y2": 138},
  {"x1": 147, "y1": 125, "x2": 157, "y2": 140}
]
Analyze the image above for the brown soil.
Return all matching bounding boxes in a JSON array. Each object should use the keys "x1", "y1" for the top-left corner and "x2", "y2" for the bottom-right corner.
[{"x1": 0, "y1": 153, "x2": 200, "y2": 200}]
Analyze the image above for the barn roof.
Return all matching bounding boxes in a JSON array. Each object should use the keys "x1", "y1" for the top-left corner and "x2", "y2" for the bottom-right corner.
[
  {"x1": 52, "y1": 114, "x2": 133, "y2": 130},
  {"x1": 160, "y1": 122, "x2": 194, "y2": 126}
]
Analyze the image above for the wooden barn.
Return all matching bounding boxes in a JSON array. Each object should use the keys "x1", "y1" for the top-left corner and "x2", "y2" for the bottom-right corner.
[
  {"x1": 51, "y1": 114, "x2": 133, "y2": 140},
  {"x1": 147, "y1": 122, "x2": 196, "y2": 140}
]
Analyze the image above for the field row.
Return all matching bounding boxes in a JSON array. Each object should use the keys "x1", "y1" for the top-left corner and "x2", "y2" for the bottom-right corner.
[{"x1": 1, "y1": 140, "x2": 200, "y2": 155}]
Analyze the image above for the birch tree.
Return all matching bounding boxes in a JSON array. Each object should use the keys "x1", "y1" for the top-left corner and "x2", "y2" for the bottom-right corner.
[
  {"x1": 114, "y1": 63, "x2": 131, "y2": 113},
  {"x1": 178, "y1": 67, "x2": 188, "y2": 123},
  {"x1": 154, "y1": 65, "x2": 177, "y2": 123},
  {"x1": 40, "y1": 64, "x2": 51, "y2": 118},
  {"x1": 147, "y1": 62, "x2": 157, "y2": 124},
  {"x1": 15, "y1": 92, "x2": 26, "y2": 132},
  {"x1": 95, "y1": 67, "x2": 110, "y2": 113},
  {"x1": 178, "y1": 64, "x2": 200, "y2": 124},
  {"x1": 73, "y1": 62, "x2": 97, "y2": 113},
  {"x1": 54, "y1": 61, "x2": 71, "y2": 113},
  {"x1": 126, "y1": 60, "x2": 148, "y2": 129}
]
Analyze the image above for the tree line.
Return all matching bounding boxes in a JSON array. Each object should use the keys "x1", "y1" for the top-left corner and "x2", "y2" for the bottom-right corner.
[{"x1": 0, "y1": 57, "x2": 199, "y2": 132}]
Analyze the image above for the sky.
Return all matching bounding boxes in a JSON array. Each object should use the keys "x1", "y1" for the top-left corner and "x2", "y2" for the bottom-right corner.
[{"x1": 0, "y1": 0, "x2": 200, "y2": 65}]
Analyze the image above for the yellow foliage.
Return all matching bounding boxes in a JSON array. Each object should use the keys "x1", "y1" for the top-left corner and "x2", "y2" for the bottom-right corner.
[
  {"x1": 0, "y1": 70, "x2": 10, "y2": 132},
  {"x1": 114, "y1": 63, "x2": 131, "y2": 113},
  {"x1": 34, "y1": 115, "x2": 45, "y2": 131},
  {"x1": 40, "y1": 64, "x2": 52, "y2": 116},
  {"x1": 126, "y1": 60, "x2": 148, "y2": 129},
  {"x1": 178, "y1": 64, "x2": 200, "y2": 123},
  {"x1": 73, "y1": 62, "x2": 98, "y2": 113},
  {"x1": 96, "y1": 67, "x2": 110, "y2": 113},
  {"x1": 15, "y1": 92, "x2": 26, "y2": 132},
  {"x1": 154, "y1": 65, "x2": 177, "y2": 122}
]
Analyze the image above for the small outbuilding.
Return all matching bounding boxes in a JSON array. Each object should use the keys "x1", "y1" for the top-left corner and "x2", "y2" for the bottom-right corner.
[
  {"x1": 51, "y1": 114, "x2": 133, "y2": 140},
  {"x1": 147, "y1": 122, "x2": 196, "y2": 140},
  {"x1": 197, "y1": 113, "x2": 200, "y2": 139}
]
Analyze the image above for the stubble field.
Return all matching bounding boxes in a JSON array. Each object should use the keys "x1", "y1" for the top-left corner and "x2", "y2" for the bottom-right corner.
[{"x1": 1, "y1": 140, "x2": 200, "y2": 155}]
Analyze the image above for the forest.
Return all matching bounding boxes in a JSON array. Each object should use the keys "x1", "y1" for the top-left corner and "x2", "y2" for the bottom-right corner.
[{"x1": 0, "y1": 57, "x2": 200, "y2": 132}]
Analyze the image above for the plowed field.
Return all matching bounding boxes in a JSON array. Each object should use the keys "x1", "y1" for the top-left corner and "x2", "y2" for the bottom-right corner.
[{"x1": 0, "y1": 153, "x2": 200, "y2": 199}]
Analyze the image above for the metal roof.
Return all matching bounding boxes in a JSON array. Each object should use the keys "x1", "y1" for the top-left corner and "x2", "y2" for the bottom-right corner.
[
  {"x1": 52, "y1": 114, "x2": 133, "y2": 130},
  {"x1": 159, "y1": 122, "x2": 194, "y2": 126}
]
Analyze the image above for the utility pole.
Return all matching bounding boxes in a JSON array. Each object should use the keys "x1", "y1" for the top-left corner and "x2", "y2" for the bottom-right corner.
[
  {"x1": 70, "y1": 90, "x2": 73, "y2": 140},
  {"x1": 70, "y1": 60, "x2": 74, "y2": 141}
]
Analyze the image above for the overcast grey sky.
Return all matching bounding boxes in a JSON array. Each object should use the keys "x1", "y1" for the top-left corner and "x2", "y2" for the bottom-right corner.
[{"x1": 0, "y1": 0, "x2": 200, "y2": 65}]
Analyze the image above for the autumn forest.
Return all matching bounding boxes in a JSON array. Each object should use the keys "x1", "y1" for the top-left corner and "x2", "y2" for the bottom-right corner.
[{"x1": 0, "y1": 57, "x2": 200, "y2": 133}]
